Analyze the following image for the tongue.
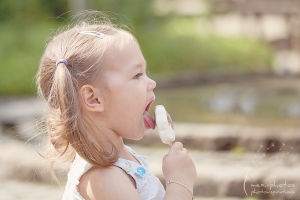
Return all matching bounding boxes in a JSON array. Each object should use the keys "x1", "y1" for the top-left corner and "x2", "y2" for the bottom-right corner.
[{"x1": 143, "y1": 111, "x2": 155, "y2": 129}]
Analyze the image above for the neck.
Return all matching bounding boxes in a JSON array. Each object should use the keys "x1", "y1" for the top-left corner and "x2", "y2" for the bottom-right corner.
[
  {"x1": 100, "y1": 128, "x2": 138, "y2": 162},
  {"x1": 86, "y1": 112, "x2": 137, "y2": 162}
]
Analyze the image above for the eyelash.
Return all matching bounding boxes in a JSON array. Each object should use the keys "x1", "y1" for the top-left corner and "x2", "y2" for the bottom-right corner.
[
  {"x1": 134, "y1": 70, "x2": 149, "y2": 79},
  {"x1": 134, "y1": 73, "x2": 144, "y2": 79}
]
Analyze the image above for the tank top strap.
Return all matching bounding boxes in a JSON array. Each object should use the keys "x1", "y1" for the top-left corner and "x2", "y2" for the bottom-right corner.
[
  {"x1": 114, "y1": 146, "x2": 150, "y2": 191},
  {"x1": 124, "y1": 145, "x2": 149, "y2": 168}
]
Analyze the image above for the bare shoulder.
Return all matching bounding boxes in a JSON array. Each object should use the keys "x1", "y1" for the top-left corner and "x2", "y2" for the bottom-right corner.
[{"x1": 78, "y1": 165, "x2": 141, "y2": 200}]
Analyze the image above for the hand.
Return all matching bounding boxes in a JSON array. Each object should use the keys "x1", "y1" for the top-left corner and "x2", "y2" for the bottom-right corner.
[{"x1": 162, "y1": 142, "x2": 197, "y2": 189}]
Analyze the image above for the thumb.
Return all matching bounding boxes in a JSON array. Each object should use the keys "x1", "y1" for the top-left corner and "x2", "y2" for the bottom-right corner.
[{"x1": 169, "y1": 142, "x2": 183, "y2": 154}]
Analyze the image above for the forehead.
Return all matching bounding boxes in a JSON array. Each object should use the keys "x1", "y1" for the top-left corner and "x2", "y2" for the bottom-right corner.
[{"x1": 102, "y1": 33, "x2": 146, "y2": 72}]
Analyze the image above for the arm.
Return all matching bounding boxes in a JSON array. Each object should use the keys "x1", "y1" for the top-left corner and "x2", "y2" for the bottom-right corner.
[
  {"x1": 163, "y1": 142, "x2": 197, "y2": 200},
  {"x1": 164, "y1": 183, "x2": 194, "y2": 200},
  {"x1": 78, "y1": 142, "x2": 196, "y2": 200},
  {"x1": 78, "y1": 165, "x2": 142, "y2": 200}
]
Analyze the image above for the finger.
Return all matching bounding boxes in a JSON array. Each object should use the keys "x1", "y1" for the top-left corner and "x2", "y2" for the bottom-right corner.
[
  {"x1": 169, "y1": 142, "x2": 183, "y2": 153},
  {"x1": 181, "y1": 148, "x2": 188, "y2": 154}
]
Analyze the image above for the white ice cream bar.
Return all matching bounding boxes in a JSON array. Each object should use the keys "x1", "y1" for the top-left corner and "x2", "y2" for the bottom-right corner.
[{"x1": 155, "y1": 105, "x2": 175, "y2": 145}]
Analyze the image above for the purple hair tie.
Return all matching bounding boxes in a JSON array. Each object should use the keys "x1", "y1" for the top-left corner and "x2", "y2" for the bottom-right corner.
[{"x1": 56, "y1": 59, "x2": 68, "y2": 67}]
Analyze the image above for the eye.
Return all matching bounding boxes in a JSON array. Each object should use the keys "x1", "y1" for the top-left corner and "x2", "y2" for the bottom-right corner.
[{"x1": 133, "y1": 73, "x2": 144, "y2": 79}]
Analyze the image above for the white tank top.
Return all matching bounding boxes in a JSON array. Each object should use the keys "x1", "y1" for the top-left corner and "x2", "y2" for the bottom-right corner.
[{"x1": 62, "y1": 146, "x2": 165, "y2": 200}]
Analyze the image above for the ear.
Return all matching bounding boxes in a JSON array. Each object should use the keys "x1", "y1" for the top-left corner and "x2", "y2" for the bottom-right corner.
[{"x1": 80, "y1": 85, "x2": 104, "y2": 112}]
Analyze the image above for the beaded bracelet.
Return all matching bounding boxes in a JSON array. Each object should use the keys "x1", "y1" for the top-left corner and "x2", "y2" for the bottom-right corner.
[{"x1": 166, "y1": 180, "x2": 194, "y2": 199}]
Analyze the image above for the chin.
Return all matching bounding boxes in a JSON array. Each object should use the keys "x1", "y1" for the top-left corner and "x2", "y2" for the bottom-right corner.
[
  {"x1": 135, "y1": 133, "x2": 145, "y2": 141},
  {"x1": 136, "y1": 134, "x2": 145, "y2": 141},
  {"x1": 130, "y1": 130, "x2": 145, "y2": 141}
]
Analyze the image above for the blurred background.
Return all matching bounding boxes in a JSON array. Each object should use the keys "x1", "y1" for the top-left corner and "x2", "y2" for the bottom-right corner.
[{"x1": 0, "y1": 0, "x2": 299, "y2": 199}]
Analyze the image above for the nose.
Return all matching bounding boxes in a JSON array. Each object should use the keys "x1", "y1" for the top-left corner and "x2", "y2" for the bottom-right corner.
[{"x1": 147, "y1": 77, "x2": 156, "y2": 91}]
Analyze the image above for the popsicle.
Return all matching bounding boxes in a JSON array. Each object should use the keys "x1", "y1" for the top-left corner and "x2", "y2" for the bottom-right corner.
[{"x1": 155, "y1": 105, "x2": 175, "y2": 145}]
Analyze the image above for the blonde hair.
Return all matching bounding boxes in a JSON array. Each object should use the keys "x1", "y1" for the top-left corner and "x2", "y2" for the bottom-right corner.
[{"x1": 36, "y1": 13, "x2": 133, "y2": 179}]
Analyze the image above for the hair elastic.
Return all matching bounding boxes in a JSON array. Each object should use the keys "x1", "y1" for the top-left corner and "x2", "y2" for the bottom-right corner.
[
  {"x1": 79, "y1": 31, "x2": 105, "y2": 39},
  {"x1": 56, "y1": 59, "x2": 68, "y2": 67}
]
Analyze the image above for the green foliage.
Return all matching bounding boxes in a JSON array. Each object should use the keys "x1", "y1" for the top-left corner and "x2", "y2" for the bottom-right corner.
[
  {"x1": 0, "y1": 0, "x2": 274, "y2": 95},
  {"x1": 0, "y1": 0, "x2": 67, "y2": 23},
  {"x1": 0, "y1": 0, "x2": 63, "y2": 95},
  {"x1": 0, "y1": 21, "x2": 60, "y2": 95},
  {"x1": 140, "y1": 17, "x2": 274, "y2": 74},
  {"x1": 90, "y1": 0, "x2": 159, "y2": 34},
  {"x1": 40, "y1": 0, "x2": 68, "y2": 19},
  {"x1": 141, "y1": 33, "x2": 273, "y2": 74}
]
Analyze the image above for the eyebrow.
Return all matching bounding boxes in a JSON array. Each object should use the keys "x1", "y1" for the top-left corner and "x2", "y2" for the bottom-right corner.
[{"x1": 133, "y1": 61, "x2": 147, "y2": 70}]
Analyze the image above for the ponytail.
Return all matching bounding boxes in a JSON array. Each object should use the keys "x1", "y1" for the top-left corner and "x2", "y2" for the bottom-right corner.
[{"x1": 36, "y1": 20, "x2": 131, "y2": 181}]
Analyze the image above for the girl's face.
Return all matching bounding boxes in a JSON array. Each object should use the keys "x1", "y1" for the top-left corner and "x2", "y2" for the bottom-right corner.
[{"x1": 99, "y1": 36, "x2": 156, "y2": 140}]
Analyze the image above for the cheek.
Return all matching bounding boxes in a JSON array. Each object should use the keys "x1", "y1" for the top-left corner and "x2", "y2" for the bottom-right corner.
[
  {"x1": 105, "y1": 81, "x2": 146, "y2": 116},
  {"x1": 105, "y1": 87, "x2": 131, "y2": 116}
]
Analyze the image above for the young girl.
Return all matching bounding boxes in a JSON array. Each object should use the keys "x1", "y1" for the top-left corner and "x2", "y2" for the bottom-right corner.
[{"x1": 36, "y1": 14, "x2": 196, "y2": 200}]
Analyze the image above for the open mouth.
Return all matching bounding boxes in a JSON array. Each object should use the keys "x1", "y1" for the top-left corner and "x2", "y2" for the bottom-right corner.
[
  {"x1": 143, "y1": 97, "x2": 156, "y2": 129},
  {"x1": 145, "y1": 98, "x2": 154, "y2": 112}
]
